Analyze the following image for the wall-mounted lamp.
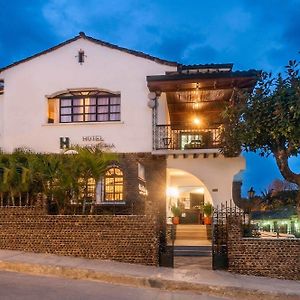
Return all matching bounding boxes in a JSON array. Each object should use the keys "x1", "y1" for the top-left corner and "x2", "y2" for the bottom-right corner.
[{"x1": 77, "y1": 49, "x2": 86, "y2": 64}]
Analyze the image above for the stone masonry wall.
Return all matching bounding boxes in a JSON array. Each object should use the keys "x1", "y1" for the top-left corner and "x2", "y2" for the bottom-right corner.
[
  {"x1": 118, "y1": 153, "x2": 166, "y2": 216},
  {"x1": 227, "y1": 217, "x2": 300, "y2": 280},
  {"x1": 0, "y1": 207, "x2": 159, "y2": 265}
]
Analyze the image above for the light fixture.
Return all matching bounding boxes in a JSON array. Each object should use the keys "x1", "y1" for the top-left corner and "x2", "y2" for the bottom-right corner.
[
  {"x1": 195, "y1": 187, "x2": 205, "y2": 194},
  {"x1": 193, "y1": 117, "x2": 201, "y2": 125},
  {"x1": 166, "y1": 187, "x2": 179, "y2": 198},
  {"x1": 77, "y1": 49, "x2": 86, "y2": 64},
  {"x1": 247, "y1": 187, "x2": 255, "y2": 199}
]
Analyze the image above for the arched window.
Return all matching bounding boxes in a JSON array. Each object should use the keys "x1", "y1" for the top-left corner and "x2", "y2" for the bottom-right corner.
[
  {"x1": 47, "y1": 89, "x2": 121, "y2": 124},
  {"x1": 103, "y1": 167, "x2": 124, "y2": 202}
]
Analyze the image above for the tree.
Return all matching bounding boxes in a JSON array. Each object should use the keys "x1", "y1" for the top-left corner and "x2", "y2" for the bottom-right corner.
[{"x1": 222, "y1": 59, "x2": 300, "y2": 214}]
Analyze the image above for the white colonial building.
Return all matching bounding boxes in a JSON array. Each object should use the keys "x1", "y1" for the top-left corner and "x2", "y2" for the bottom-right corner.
[{"x1": 0, "y1": 32, "x2": 257, "y2": 222}]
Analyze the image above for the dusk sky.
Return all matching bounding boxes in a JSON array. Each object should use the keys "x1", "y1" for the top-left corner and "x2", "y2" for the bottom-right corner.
[{"x1": 1, "y1": 0, "x2": 300, "y2": 195}]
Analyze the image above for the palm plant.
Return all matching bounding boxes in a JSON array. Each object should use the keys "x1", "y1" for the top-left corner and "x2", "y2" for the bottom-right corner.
[
  {"x1": 11, "y1": 149, "x2": 33, "y2": 206},
  {"x1": 0, "y1": 153, "x2": 10, "y2": 206},
  {"x1": 72, "y1": 145, "x2": 116, "y2": 214}
]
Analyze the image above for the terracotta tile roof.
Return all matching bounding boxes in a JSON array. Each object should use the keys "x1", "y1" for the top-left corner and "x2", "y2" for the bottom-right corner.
[{"x1": 0, "y1": 32, "x2": 178, "y2": 72}]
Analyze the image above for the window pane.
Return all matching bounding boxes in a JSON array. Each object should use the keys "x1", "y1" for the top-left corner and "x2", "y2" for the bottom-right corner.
[
  {"x1": 104, "y1": 167, "x2": 124, "y2": 202},
  {"x1": 98, "y1": 97, "x2": 109, "y2": 105},
  {"x1": 85, "y1": 114, "x2": 96, "y2": 121},
  {"x1": 110, "y1": 97, "x2": 120, "y2": 105},
  {"x1": 59, "y1": 93, "x2": 121, "y2": 124},
  {"x1": 73, "y1": 115, "x2": 84, "y2": 122},
  {"x1": 61, "y1": 99, "x2": 72, "y2": 107},
  {"x1": 61, "y1": 115, "x2": 71, "y2": 122},
  {"x1": 73, "y1": 99, "x2": 84, "y2": 106},
  {"x1": 110, "y1": 113, "x2": 120, "y2": 121},
  {"x1": 110, "y1": 106, "x2": 120, "y2": 113},
  {"x1": 98, "y1": 114, "x2": 109, "y2": 121},
  {"x1": 61, "y1": 107, "x2": 72, "y2": 114},
  {"x1": 98, "y1": 106, "x2": 109, "y2": 113},
  {"x1": 86, "y1": 98, "x2": 96, "y2": 105},
  {"x1": 85, "y1": 98, "x2": 96, "y2": 105},
  {"x1": 114, "y1": 168, "x2": 123, "y2": 176},
  {"x1": 73, "y1": 106, "x2": 84, "y2": 114},
  {"x1": 86, "y1": 106, "x2": 96, "y2": 114}
]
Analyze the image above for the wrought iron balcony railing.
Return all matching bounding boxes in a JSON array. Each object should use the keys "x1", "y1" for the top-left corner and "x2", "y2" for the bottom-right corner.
[{"x1": 154, "y1": 125, "x2": 221, "y2": 150}]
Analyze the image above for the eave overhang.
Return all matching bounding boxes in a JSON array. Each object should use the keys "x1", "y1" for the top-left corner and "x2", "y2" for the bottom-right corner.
[
  {"x1": 147, "y1": 68, "x2": 260, "y2": 128},
  {"x1": 147, "y1": 70, "x2": 260, "y2": 92}
]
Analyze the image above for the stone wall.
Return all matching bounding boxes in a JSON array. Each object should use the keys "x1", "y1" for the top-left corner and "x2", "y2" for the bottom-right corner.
[
  {"x1": 227, "y1": 217, "x2": 300, "y2": 280},
  {"x1": 117, "y1": 153, "x2": 166, "y2": 216},
  {"x1": 0, "y1": 207, "x2": 159, "y2": 265}
]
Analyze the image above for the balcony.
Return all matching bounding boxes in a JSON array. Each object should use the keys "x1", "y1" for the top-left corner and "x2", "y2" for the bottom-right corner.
[{"x1": 154, "y1": 125, "x2": 221, "y2": 151}]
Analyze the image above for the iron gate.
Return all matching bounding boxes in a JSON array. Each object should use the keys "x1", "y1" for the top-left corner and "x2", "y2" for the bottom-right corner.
[{"x1": 212, "y1": 201, "x2": 245, "y2": 270}]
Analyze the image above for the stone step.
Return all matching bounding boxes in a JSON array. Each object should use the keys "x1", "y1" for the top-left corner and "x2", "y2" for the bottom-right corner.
[
  {"x1": 174, "y1": 246, "x2": 212, "y2": 257},
  {"x1": 176, "y1": 225, "x2": 211, "y2": 229},
  {"x1": 176, "y1": 228, "x2": 210, "y2": 232},
  {"x1": 176, "y1": 234, "x2": 210, "y2": 239}
]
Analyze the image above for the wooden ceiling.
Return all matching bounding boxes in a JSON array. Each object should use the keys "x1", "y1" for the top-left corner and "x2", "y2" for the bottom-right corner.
[{"x1": 147, "y1": 69, "x2": 259, "y2": 129}]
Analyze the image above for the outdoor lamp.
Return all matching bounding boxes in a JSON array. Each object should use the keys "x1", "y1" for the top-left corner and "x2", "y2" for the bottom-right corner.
[{"x1": 247, "y1": 187, "x2": 255, "y2": 199}]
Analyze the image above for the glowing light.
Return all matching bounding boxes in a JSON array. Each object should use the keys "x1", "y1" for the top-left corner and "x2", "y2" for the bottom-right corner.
[
  {"x1": 195, "y1": 187, "x2": 205, "y2": 194},
  {"x1": 166, "y1": 187, "x2": 179, "y2": 197},
  {"x1": 193, "y1": 117, "x2": 201, "y2": 125},
  {"x1": 193, "y1": 102, "x2": 201, "y2": 110}
]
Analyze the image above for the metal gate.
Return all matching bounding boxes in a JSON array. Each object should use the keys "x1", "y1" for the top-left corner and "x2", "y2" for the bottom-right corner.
[
  {"x1": 212, "y1": 201, "x2": 244, "y2": 270},
  {"x1": 159, "y1": 224, "x2": 175, "y2": 268}
]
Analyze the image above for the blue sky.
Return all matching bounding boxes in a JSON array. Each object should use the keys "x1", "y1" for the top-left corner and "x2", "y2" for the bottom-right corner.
[{"x1": 1, "y1": 0, "x2": 300, "y2": 194}]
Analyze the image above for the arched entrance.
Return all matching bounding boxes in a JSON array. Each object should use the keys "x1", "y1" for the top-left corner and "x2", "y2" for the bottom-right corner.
[
  {"x1": 166, "y1": 168, "x2": 213, "y2": 225},
  {"x1": 166, "y1": 168, "x2": 213, "y2": 269}
]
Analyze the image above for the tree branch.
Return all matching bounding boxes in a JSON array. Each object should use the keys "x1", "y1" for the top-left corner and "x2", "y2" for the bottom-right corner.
[{"x1": 274, "y1": 149, "x2": 300, "y2": 186}]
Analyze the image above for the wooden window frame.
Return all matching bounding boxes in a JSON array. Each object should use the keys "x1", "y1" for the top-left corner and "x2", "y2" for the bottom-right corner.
[
  {"x1": 59, "y1": 94, "x2": 121, "y2": 123},
  {"x1": 103, "y1": 167, "x2": 124, "y2": 203}
]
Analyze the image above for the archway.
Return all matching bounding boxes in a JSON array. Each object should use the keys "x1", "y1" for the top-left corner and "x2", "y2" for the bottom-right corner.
[{"x1": 166, "y1": 168, "x2": 213, "y2": 224}]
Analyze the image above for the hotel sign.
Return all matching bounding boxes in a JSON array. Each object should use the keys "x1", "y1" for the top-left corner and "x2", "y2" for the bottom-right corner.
[{"x1": 82, "y1": 136, "x2": 104, "y2": 142}]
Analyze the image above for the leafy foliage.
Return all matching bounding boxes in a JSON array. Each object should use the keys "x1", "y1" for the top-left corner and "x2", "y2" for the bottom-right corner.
[
  {"x1": 0, "y1": 144, "x2": 116, "y2": 214},
  {"x1": 223, "y1": 60, "x2": 300, "y2": 158},
  {"x1": 222, "y1": 59, "x2": 300, "y2": 214}
]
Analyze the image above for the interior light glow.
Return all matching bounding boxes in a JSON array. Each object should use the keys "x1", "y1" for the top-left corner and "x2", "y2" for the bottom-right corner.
[
  {"x1": 166, "y1": 187, "x2": 179, "y2": 198},
  {"x1": 193, "y1": 117, "x2": 201, "y2": 125},
  {"x1": 195, "y1": 187, "x2": 205, "y2": 194}
]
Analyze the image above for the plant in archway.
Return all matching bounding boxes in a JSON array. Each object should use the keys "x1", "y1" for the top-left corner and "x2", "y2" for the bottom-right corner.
[
  {"x1": 203, "y1": 202, "x2": 213, "y2": 225},
  {"x1": 171, "y1": 205, "x2": 181, "y2": 225},
  {"x1": 222, "y1": 59, "x2": 300, "y2": 215}
]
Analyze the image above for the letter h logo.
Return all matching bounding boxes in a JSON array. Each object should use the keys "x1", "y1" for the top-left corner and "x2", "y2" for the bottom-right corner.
[{"x1": 60, "y1": 137, "x2": 70, "y2": 149}]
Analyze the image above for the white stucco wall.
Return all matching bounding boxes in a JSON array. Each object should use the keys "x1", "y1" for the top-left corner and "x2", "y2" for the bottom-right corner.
[
  {"x1": 167, "y1": 155, "x2": 245, "y2": 206},
  {"x1": 0, "y1": 94, "x2": 3, "y2": 148},
  {"x1": 0, "y1": 38, "x2": 175, "y2": 153}
]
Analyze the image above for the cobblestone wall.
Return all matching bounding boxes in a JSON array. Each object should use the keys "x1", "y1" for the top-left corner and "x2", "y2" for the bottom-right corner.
[
  {"x1": 0, "y1": 208, "x2": 159, "y2": 265},
  {"x1": 227, "y1": 217, "x2": 300, "y2": 280}
]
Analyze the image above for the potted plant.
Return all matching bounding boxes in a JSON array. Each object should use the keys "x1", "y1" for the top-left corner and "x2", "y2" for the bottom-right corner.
[
  {"x1": 203, "y1": 202, "x2": 213, "y2": 225},
  {"x1": 171, "y1": 205, "x2": 181, "y2": 225}
]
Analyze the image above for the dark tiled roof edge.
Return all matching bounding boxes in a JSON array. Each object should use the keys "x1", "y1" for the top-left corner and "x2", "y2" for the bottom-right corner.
[
  {"x1": 147, "y1": 69, "x2": 261, "y2": 82},
  {"x1": 0, "y1": 32, "x2": 178, "y2": 73},
  {"x1": 179, "y1": 63, "x2": 234, "y2": 70}
]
